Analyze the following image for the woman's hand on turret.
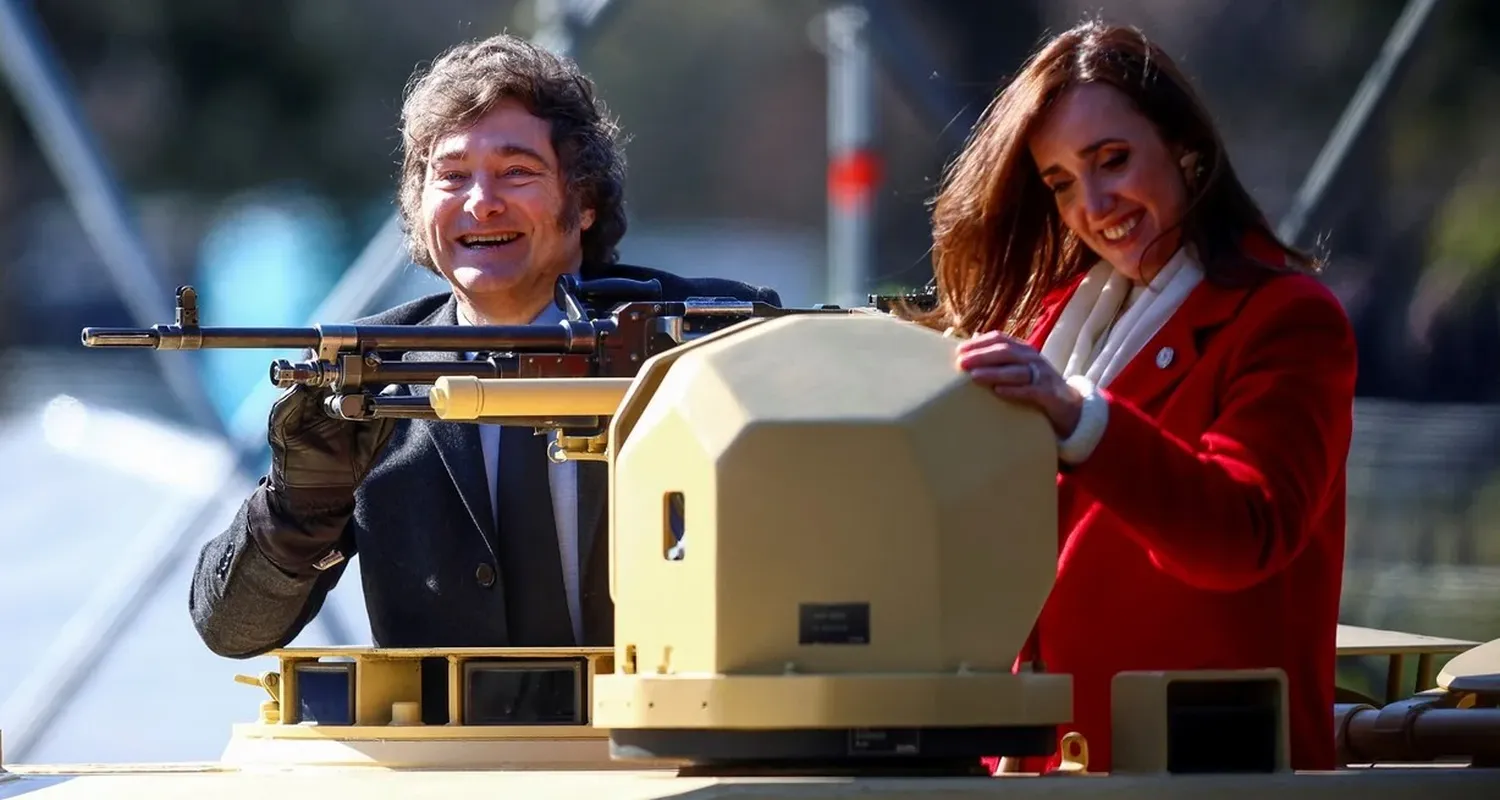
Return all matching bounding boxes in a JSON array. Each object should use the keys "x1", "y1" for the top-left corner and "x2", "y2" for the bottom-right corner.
[{"x1": 955, "y1": 331, "x2": 1084, "y2": 439}]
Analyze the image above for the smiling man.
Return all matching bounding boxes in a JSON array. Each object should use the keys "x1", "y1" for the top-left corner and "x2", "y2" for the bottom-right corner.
[
  {"x1": 418, "y1": 97, "x2": 586, "y2": 325},
  {"x1": 187, "y1": 34, "x2": 780, "y2": 682}
]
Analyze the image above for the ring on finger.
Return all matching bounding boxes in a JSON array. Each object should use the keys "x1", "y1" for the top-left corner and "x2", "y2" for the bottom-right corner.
[{"x1": 1027, "y1": 361, "x2": 1040, "y2": 385}]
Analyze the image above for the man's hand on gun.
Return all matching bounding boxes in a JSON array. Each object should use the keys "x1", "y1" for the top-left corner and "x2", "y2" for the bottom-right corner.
[{"x1": 255, "y1": 384, "x2": 396, "y2": 574}]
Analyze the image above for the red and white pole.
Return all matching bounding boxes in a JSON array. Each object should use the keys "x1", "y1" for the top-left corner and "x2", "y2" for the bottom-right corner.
[{"x1": 824, "y1": 3, "x2": 879, "y2": 308}]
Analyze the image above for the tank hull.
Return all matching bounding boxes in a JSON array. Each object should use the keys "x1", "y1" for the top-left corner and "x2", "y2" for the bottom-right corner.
[{"x1": 5, "y1": 763, "x2": 1500, "y2": 800}]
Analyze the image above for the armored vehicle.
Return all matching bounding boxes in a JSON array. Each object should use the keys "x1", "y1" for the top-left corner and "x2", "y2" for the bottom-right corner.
[{"x1": 4, "y1": 284, "x2": 1497, "y2": 798}]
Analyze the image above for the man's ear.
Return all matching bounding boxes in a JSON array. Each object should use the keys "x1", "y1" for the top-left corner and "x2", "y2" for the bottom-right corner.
[{"x1": 580, "y1": 207, "x2": 596, "y2": 231}]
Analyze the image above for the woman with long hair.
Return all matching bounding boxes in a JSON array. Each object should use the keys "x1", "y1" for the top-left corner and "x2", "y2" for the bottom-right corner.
[{"x1": 923, "y1": 20, "x2": 1358, "y2": 773}]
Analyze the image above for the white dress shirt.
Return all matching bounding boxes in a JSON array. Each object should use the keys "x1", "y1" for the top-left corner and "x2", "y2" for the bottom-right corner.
[{"x1": 459, "y1": 300, "x2": 582, "y2": 645}]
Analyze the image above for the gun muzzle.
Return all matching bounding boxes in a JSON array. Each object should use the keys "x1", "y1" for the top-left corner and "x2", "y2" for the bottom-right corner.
[
  {"x1": 430, "y1": 376, "x2": 632, "y2": 421},
  {"x1": 80, "y1": 325, "x2": 322, "y2": 350},
  {"x1": 81, "y1": 328, "x2": 160, "y2": 347}
]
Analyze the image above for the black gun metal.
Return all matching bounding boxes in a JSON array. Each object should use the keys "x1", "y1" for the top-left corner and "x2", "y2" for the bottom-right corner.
[{"x1": 81, "y1": 275, "x2": 933, "y2": 427}]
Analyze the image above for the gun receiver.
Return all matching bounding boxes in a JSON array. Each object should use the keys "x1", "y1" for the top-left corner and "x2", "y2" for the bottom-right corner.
[
  {"x1": 81, "y1": 275, "x2": 907, "y2": 457},
  {"x1": 867, "y1": 285, "x2": 939, "y2": 314}
]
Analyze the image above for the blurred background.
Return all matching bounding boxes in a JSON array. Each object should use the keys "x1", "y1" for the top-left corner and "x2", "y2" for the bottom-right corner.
[{"x1": 1, "y1": 0, "x2": 1498, "y2": 766}]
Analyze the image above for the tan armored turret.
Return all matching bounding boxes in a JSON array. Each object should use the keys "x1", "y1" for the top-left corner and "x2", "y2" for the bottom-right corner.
[{"x1": 588, "y1": 312, "x2": 1069, "y2": 770}]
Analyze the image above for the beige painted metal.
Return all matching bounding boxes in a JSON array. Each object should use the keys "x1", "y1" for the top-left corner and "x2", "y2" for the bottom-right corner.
[
  {"x1": 592, "y1": 313, "x2": 1069, "y2": 731},
  {"x1": 5, "y1": 765, "x2": 1500, "y2": 799},
  {"x1": 1336, "y1": 625, "x2": 1482, "y2": 703},
  {"x1": 210, "y1": 646, "x2": 640, "y2": 771},
  {"x1": 259, "y1": 646, "x2": 614, "y2": 728},
  {"x1": 1437, "y1": 637, "x2": 1500, "y2": 695},
  {"x1": 1335, "y1": 626, "x2": 1478, "y2": 656},
  {"x1": 217, "y1": 733, "x2": 636, "y2": 771},
  {"x1": 1109, "y1": 669, "x2": 1290, "y2": 774},
  {"x1": 430, "y1": 376, "x2": 633, "y2": 420}
]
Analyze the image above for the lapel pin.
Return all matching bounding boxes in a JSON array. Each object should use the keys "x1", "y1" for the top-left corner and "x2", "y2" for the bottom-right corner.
[{"x1": 1155, "y1": 346, "x2": 1174, "y2": 369}]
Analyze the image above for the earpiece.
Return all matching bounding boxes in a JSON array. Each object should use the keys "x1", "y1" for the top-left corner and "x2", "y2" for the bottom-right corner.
[{"x1": 1179, "y1": 151, "x2": 1203, "y2": 186}]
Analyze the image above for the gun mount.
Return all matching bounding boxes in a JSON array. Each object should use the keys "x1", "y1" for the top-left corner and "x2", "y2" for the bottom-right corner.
[{"x1": 592, "y1": 312, "x2": 1069, "y2": 775}]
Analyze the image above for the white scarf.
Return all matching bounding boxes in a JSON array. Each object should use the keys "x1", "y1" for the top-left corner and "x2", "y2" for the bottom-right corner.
[{"x1": 1039, "y1": 247, "x2": 1203, "y2": 388}]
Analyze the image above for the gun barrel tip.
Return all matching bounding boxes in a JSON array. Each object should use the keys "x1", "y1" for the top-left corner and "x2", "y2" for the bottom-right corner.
[
  {"x1": 79, "y1": 328, "x2": 157, "y2": 347},
  {"x1": 79, "y1": 328, "x2": 110, "y2": 346}
]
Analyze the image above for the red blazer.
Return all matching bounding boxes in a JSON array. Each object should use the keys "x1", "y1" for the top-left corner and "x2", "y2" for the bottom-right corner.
[{"x1": 993, "y1": 251, "x2": 1357, "y2": 774}]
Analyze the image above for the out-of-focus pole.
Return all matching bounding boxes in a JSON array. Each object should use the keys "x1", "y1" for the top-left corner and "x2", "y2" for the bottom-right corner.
[
  {"x1": 0, "y1": 0, "x2": 226, "y2": 436},
  {"x1": 823, "y1": 2, "x2": 879, "y2": 308},
  {"x1": 531, "y1": 0, "x2": 618, "y2": 57},
  {"x1": 1277, "y1": 0, "x2": 1443, "y2": 246},
  {"x1": 857, "y1": 0, "x2": 978, "y2": 160},
  {"x1": 532, "y1": 0, "x2": 577, "y2": 54}
]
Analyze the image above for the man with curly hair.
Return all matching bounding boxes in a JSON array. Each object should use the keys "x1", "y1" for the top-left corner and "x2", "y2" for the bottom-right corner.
[{"x1": 189, "y1": 34, "x2": 780, "y2": 684}]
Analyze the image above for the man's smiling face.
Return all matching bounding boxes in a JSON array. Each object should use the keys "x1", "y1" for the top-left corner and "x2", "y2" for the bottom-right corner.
[{"x1": 419, "y1": 97, "x2": 595, "y2": 307}]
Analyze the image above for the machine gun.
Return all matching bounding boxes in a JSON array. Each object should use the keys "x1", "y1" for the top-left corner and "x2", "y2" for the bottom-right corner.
[{"x1": 81, "y1": 275, "x2": 932, "y2": 460}]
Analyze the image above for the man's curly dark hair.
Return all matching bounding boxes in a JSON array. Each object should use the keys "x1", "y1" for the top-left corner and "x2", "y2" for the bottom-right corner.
[{"x1": 396, "y1": 34, "x2": 628, "y2": 271}]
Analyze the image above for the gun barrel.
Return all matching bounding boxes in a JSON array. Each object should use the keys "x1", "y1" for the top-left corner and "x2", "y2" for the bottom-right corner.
[
  {"x1": 268, "y1": 357, "x2": 521, "y2": 390},
  {"x1": 80, "y1": 326, "x2": 322, "y2": 349},
  {"x1": 81, "y1": 321, "x2": 597, "y2": 353},
  {"x1": 378, "y1": 359, "x2": 519, "y2": 383},
  {"x1": 80, "y1": 329, "x2": 162, "y2": 347},
  {"x1": 348, "y1": 323, "x2": 590, "y2": 352},
  {"x1": 1337, "y1": 701, "x2": 1500, "y2": 764},
  {"x1": 351, "y1": 395, "x2": 440, "y2": 420},
  {"x1": 430, "y1": 376, "x2": 632, "y2": 421}
]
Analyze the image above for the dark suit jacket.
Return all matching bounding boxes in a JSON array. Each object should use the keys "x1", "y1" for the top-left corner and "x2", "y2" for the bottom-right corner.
[{"x1": 188, "y1": 262, "x2": 780, "y2": 661}]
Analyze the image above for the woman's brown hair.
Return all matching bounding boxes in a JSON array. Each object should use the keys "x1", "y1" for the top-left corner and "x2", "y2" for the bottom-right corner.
[{"x1": 920, "y1": 19, "x2": 1316, "y2": 337}]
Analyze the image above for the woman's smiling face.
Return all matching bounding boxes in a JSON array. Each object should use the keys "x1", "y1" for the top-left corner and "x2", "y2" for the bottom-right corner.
[{"x1": 1028, "y1": 82, "x2": 1191, "y2": 283}]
